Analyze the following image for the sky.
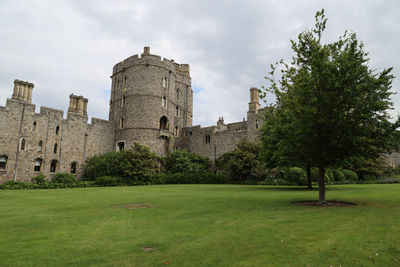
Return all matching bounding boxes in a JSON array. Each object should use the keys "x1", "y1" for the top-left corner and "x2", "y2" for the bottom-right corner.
[{"x1": 1, "y1": 0, "x2": 399, "y2": 126}]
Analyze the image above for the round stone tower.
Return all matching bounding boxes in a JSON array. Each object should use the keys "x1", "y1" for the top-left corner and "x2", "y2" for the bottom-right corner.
[{"x1": 109, "y1": 47, "x2": 193, "y2": 155}]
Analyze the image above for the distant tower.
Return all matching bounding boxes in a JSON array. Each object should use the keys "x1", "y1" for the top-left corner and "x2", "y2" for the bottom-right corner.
[{"x1": 109, "y1": 47, "x2": 193, "y2": 155}]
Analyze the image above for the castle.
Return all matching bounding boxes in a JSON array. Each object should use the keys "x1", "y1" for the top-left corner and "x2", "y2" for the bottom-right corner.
[
  {"x1": 0, "y1": 47, "x2": 265, "y2": 182},
  {"x1": 2, "y1": 47, "x2": 397, "y2": 182}
]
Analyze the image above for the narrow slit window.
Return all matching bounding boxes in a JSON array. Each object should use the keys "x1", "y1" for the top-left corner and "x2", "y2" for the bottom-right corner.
[
  {"x1": 55, "y1": 125, "x2": 60, "y2": 135},
  {"x1": 53, "y1": 143, "x2": 57, "y2": 154},
  {"x1": 175, "y1": 106, "x2": 179, "y2": 116},
  {"x1": 20, "y1": 138, "x2": 26, "y2": 151},
  {"x1": 32, "y1": 121, "x2": 37, "y2": 132},
  {"x1": 162, "y1": 96, "x2": 166, "y2": 107},
  {"x1": 120, "y1": 118, "x2": 124, "y2": 129},
  {"x1": 38, "y1": 141, "x2": 43, "y2": 152}
]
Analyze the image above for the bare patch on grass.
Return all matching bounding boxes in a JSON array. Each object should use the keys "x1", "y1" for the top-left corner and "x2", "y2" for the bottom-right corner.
[
  {"x1": 110, "y1": 202, "x2": 153, "y2": 209},
  {"x1": 292, "y1": 200, "x2": 356, "y2": 207},
  {"x1": 143, "y1": 246, "x2": 156, "y2": 251}
]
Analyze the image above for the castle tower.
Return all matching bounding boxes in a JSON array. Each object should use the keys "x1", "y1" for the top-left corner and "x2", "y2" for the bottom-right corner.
[
  {"x1": 248, "y1": 87, "x2": 260, "y2": 114},
  {"x1": 109, "y1": 47, "x2": 193, "y2": 155}
]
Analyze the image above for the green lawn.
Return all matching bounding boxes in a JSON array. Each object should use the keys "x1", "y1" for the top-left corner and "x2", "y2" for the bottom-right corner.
[{"x1": 0, "y1": 184, "x2": 399, "y2": 266}]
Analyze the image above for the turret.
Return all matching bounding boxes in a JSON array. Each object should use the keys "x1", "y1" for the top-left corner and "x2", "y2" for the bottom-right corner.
[
  {"x1": 248, "y1": 87, "x2": 260, "y2": 113},
  {"x1": 12, "y1": 79, "x2": 34, "y2": 103}
]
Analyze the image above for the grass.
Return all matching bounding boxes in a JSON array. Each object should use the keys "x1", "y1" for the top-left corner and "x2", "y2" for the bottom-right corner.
[{"x1": 0, "y1": 184, "x2": 399, "y2": 266}]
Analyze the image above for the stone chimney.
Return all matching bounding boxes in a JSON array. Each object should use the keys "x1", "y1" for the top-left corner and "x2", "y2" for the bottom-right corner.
[
  {"x1": 248, "y1": 87, "x2": 260, "y2": 113},
  {"x1": 68, "y1": 94, "x2": 88, "y2": 115},
  {"x1": 12, "y1": 79, "x2": 34, "y2": 103}
]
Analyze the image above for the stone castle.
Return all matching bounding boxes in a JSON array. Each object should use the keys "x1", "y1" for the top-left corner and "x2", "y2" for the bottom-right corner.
[{"x1": 0, "y1": 47, "x2": 265, "y2": 182}]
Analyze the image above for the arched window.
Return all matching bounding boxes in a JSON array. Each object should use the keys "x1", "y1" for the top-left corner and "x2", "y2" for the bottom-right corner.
[
  {"x1": 162, "y1": 96, "x2": 166, "y2": 107},
  {"x1": 175, "y1": 126, "x2": 179, "y2": 136},
  {"x1": 117, "y1": 141, "x2": 125, "y2": 151},
  {"x1": 0, "y1": 155, "x2": 8, "y2": 170},
  {"x1": 55, "y1": 125, "x2": 60, "y2": 135},
  {"x1": 38, "y1": 141, "x2": 43, "y2": 152},
  {"x1": 162, "y1": 77, "x2": 167, "y2": 88},
  {"x1": 123, "y1": 76, "x2": 128, "y2": 88},
  {"x1": 175, "y1": 106, "x2": 179, "y2": 116},
  {"x1": 32, "y1": 121, "x2": 37, "y2": 132},
  {"x1": 121, "y1": 95, "x2": 126, "y2": 107},
  {"x1": 70, "y1": 162, "x2": 78, "y2": 174},
  {"x1": 160, "y1": 116, "x2": 168, "y2": 130},
  {"x1": 20, "y1": 138, "x2": 26, "y2": 151},
  {"x1": 53, "y1": 143, "x2": 57, "y2": 154},
  {"x1": 34, "y1": 159, "x2": 42, "y2": 172},
  {"x1": 176, "y1": 89, "x2": 180, "y2": 99},
  {"x1": 50, "y1": 160, "x2": 58, "y2": 173},
  {"x1": 119, "y1": 117, "x2": 124, "y2": 129}
]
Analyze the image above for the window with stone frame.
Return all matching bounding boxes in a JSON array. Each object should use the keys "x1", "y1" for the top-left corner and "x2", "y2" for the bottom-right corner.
[
  {"x1": 123, "y1": 76, "x2": 128, "y2": 88},
  {"x1": 117, "y1": 141, "x2": 125, "y2": 151},
  {"x1": 175, "y1": 106, "x2": 179, "y2": 116},
  {"x1": 55, "y1": 125, "x2": 60, "y2": 135},
  {"x1": 32, "y1": 121, "x2": 37, "y2": 132},
  {"x1": 38, "y1": 141, "x2": 43, "y2": 152},
  {"x1": 205, "y1": 135, "x2": 211, "y2": 144},
  {"x1": 174, "y1": 126, "x2": 179, "y2": 136},
  {"x1": 70, "y1": 162, "x2": 78, "y2": 174},
  {"x1": 120, "y1": 117, "x2": 124, "y2": 129},
  {"x1": 50, "y1": 160, "x2": 58, "y2": 173},
  {"x1": 53, "y1": 143, "x2": 57, "y2": 154},
  {"x1": 121, "y1": 95, "x2": 126, "y2": 107},
  {"x1": 162, "y1": 96, "x2": 167, "y2": 107},
  {"x1": 162, "y1": 77, "x2": 167, "y2": 88},
  {"x1": 116, "y1": 79, "x2": 120, "y2": 90},
  {"x1": 20, "y1": 138, "x2": 26, "y2": 151},
  {"x1": 34, "y1": 159, "x2": 42, "y2": 172},
  {"x1": 160, "y1": 116, "x2": 168, "y2": 130},
  {"x1": 0, "y1": 155, "x2": 8, "y2": 170},
  {"x1": 176, "y1": 89, "x2": 180, "y2": 99}
]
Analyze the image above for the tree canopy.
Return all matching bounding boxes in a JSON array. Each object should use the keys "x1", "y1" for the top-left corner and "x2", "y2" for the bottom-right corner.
[{"x1": 260, "y1": 9, "x2": 399, "y2": 203}]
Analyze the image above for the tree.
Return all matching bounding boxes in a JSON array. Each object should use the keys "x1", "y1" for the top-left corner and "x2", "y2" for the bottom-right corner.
[
  {"x1": 217, "y1": 138, "x2": 264, "y2": 183},
  {"x1": 165, "y1": 149, "x2": 211, "y2": 174},
  {"x1": 260, "y1": 9, "x2": 399, "y2": 203}
]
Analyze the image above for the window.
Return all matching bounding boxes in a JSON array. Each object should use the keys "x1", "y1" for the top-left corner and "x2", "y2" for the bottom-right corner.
[
  {"x1": 34, "y1": 159, "x2": 42, "y2": 172},
  {"x1": 53, "y1": 143, "x2": 57, "y2": 154},
  {"x1": 119, "y1": 117, "x2": 124, "y2": 129},
  {"x1": 55, "y1": 125, "x2": 60, "y2": 135},
  {"x1": 160, "y1": 116, "x2": 168, "y2": 130},
  {"x1": 122, "y1": 95, "x2": 126, "y2": 107},
  {"x1": 174, "y1": 126, "x2": 179, "y2": 136},
  {"x1": 256, "y1": 119, "x2": 259, "y2": 129},
  {"x1": 175, "y1": 106, "x2": 179, "y2": 116},
  {"x1": 205, "y1": 135, "x2": 211, "y2": 144},
  {"x1": 123, "y1": 76, "x2": 128, "y2": 88},
  {"x1": 162, "y1": 96, "x2": 166, "y2": 107},
  {"x1": 50, "y1": 160, "x2": 58, "y2": 173},
  {"x1": 20, "y1": 138, "x2": 26, "y2": 150},
  {"x1": 176, "y1": 89, "x2": 180, "y2": 99},
  {"x1": 70, "y1": 162, "x2": 77, "y2": 174},
  {"x1": 38, "y1": 141, "x2": 43, "y2": 152},
  {"x1": 0, "y1": 155, "x2": 7, "y2": 170},
  {"x1": 116, "y1": 80, "x2": 120, "y2": 90},
  {"x1": 162, "y1": 77, "x2": 167, "y2": 88},
  {"x1": 32, "y1": 121, "x2": 37, "y2": 132},
  {"x1": 117, "y1": 141, "x2": 125, "y2": 151}
]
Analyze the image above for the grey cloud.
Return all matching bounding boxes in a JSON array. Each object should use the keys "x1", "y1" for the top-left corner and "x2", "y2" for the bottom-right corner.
[{"x1": 1, "y1": 0, "x2": 399, "y2": 126}]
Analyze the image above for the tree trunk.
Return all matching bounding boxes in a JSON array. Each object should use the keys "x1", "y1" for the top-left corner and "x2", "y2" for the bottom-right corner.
[
  {"x1": 318, "y1": 165, "x2": 326, "y2": 204},
  {"x1": 307, "y1": 164, "x2": 312, "y2": 189}
]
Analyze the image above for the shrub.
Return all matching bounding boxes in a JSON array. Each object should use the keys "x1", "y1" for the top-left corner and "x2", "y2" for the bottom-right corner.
[
  {"x1": 283, "y1": 167, "x2": 307, "y2": 186},
  {"x1": 95, "y1": 176, "x2": 125, "y2": 187},
  {"x1": 31, "y1": 174, "x2": 46, "y2": 184},
  {"x1": 82, "y1": 143, "x2": 161, "y2": 185},
  {"x1": 165, "y1": 150, "x2": 211, "y2": 174},
  {"x1": 332, "y1": 169, "x2": 346, "y2": 182},
  {"x1": 51, "y1": 173, "x2": 77, "y2": 184},
  {"x1": 0, "y1": 181, "x2": 38, "y2": 190},
  {"x1": 342, "y1": 169, "x2": 358, "y2": 181},
  {"x1": 150, "y1": 171, "x2": 227, "y2": 185}
]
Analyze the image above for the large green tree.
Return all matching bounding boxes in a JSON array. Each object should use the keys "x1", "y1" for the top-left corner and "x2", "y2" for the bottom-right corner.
[{"x1": 260, "y1": 9, "x2": 399, "y2": 203}]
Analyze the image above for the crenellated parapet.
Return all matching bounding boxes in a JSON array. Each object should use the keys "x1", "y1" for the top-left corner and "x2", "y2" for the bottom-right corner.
[{"x1": 12, "y1": 79, "x2": 34, "y2": 103}]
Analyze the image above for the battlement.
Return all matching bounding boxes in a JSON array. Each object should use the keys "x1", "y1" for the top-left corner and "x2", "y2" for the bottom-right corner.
[{"x1": 112, "y1": 47, "x2": 190, "y2": 77}]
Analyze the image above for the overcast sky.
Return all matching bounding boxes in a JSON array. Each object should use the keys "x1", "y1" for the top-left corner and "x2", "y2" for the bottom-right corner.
[{"x1": 1, "y1": 0, "x2": 399, "y2": 126}]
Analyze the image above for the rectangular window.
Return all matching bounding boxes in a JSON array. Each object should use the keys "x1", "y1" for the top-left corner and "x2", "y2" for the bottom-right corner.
[{"x1": 205, "y1": 135, "x2": 211, "y2": 144}]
